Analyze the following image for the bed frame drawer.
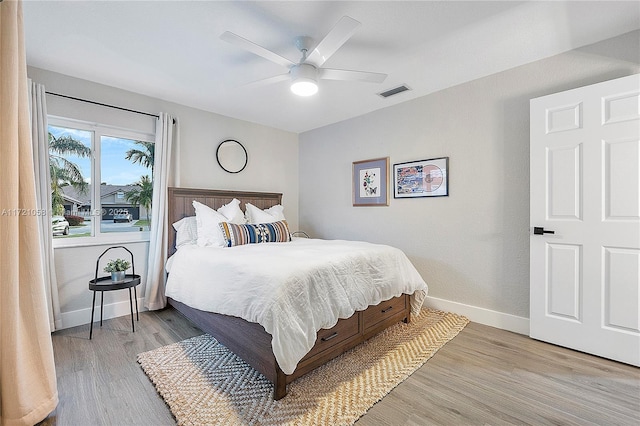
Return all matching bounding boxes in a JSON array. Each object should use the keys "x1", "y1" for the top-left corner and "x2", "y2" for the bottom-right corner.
[
  {"x1": 363, "y1": 295, "x2": 407, "y2": 331},
  {"x1": 304, "y1": 314, "x2": 360, "y2": 360}
]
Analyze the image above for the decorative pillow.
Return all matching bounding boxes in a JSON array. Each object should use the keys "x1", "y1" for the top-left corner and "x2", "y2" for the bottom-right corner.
[
  {"x1": 245, "y1": 203, "x2": 286, "y2": 224},
  {"x1": 172, "y1": 216, "x2": 198, "y2": 248},
  {"x1": 193, "y1": 201, "x2": 229, "y2": 247},
  {"x1": 219, "y1": 220, "x2": 291, "y2": 247},
  {"x1": 217, "y1": 198, "x2": 246, "y2": 224}
]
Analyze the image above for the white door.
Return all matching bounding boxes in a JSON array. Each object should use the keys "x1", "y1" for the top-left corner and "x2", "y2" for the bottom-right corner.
[{"x1": 530, "y1": 74, "x2": 640, "y2": 366}]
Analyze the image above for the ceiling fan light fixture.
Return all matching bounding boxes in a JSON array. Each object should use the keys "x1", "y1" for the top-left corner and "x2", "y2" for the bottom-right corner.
[
  {"x1": 291, "y1": 79, "x2": 318, "y2": 96},
  {"x1": 290, "y1": 63, "x2": 318, "y2": 96}
]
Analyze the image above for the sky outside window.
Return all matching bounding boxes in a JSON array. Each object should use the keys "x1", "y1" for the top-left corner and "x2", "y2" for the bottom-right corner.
[{"x1": 49, "y1": 126, "x2": 150, "y2": 186}]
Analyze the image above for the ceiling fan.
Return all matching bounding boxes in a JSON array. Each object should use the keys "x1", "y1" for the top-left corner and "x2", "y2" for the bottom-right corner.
[{"x1": 220, "y1": 16, "x2": 387, "y2": 96}]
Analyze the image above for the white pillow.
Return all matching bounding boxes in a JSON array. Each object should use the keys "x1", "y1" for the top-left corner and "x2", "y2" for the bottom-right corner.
[
  {"x1": 172, "y1": 216, "x2": 198, "y2": 248},
  {"x1": 217, "y1": 198, "x2": 246, "y2": 224},
  {"x1": 245, "y1": 203, "x2": 286, "y2": 224},
  {"x1": 193, "y1": 201, "x2": 229, "y2": 247}
]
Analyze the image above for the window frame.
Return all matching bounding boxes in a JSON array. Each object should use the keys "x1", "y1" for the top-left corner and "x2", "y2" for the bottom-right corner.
[{"x1": 49, "y1": 116, "x2": 155, "y2": 248}]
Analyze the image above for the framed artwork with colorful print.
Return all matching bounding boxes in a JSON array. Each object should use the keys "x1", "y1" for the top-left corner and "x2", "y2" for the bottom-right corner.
[{"x1": 393, "y1": 157, "x2": 449, "y2": 198}]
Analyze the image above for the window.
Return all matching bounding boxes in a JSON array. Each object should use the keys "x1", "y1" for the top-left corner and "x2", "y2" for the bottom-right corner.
[{"x1": 48, "y1": 117, "x2": 155, "y2": 245}]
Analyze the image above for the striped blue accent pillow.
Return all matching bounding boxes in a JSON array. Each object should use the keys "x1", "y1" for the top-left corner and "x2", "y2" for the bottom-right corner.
[{"x1": 219, "y1": 220, "x2": 291, "y2": 247}]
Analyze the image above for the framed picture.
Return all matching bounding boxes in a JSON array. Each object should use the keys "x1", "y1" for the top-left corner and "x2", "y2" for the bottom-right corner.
[
  {"x1": 393, "y1": 157, "x2": 449, "y2": 198},
  {"x1": 352, "y1": 157, "x2": 389, "y2": 206}
]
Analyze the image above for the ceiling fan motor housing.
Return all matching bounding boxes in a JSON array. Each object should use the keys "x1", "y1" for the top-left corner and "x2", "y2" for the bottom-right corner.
[
  {"x1": 291, "y1": 63, "x2": 318, "y2": 81},
  {"x1": 290, "y1": 63, "x2": 319, "y2": 96}
]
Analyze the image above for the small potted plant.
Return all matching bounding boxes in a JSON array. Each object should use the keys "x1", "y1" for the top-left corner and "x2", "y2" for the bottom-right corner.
[{"x1": 104, "y1": 258, "x2": 131, "y2": 283}]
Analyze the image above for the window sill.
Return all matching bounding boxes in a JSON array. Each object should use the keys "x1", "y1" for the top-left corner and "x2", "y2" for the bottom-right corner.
[{"x1": 53, "y1": 232, "x2": 151, "y2": 249}]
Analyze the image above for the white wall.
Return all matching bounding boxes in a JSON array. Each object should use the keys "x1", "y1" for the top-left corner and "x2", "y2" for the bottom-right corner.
[
  {"x1": 28, "y1": 66, "x2": 299, "y2": 329},
  {"x1": 298, "y1": 31, "x2": 640, "y2": 333}
]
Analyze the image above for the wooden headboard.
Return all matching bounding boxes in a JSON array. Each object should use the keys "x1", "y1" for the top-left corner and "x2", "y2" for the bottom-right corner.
[{"x1": 167, "y1": 187, "x2": 283, "y2": 256}]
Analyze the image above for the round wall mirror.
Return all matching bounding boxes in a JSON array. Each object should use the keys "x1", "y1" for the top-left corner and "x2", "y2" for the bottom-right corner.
[{"x1": 216, "y1": 139, "x2": 248, "y2": 173}]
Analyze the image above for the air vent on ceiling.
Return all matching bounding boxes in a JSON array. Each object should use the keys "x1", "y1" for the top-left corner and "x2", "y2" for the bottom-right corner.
[{"x1": 377, "y1": 84, "x2": 411, "y2": 98}]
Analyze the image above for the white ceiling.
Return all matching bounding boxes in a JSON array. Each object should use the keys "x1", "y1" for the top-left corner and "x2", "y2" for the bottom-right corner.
[{"x1": 23, "y1": 1, "x2": 640, "y2": 133}]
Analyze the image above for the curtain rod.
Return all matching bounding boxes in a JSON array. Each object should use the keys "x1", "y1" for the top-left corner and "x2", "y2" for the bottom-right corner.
[{"x1": 45, "y1": 91, "x2": 160, "y2": 119}]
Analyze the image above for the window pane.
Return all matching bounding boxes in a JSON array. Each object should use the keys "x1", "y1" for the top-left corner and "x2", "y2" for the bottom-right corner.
[
  {"x1": 48, "y1": 125, "x2": 92, "y2": 239},
  {"x1": 100, "y1": 136, "x2": 154, "y2": 234}
]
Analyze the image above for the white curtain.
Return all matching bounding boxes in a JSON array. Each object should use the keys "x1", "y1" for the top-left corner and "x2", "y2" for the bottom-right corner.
[
  {"x1": 0, "y1": 1, "x2": 58, "y2": 424},
  {"x1": 29, "y1": 79, "x2": 62, "y2": 332},
  {"x1": 144, "y1": 113, "x2": 178, "y2": 310}
]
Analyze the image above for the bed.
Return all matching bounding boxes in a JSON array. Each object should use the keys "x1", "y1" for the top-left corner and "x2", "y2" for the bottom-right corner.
[{"x1": 165, "y1": 187, "x2": 427, "y2": 399}]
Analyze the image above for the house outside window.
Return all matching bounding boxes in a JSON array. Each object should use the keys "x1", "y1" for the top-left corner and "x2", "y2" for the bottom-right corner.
[{"x1": 48, "y1": 116, "x2": 155, "y2": 246}]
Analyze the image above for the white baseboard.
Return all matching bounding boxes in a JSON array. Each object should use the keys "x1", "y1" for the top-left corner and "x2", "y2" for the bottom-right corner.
[
  {"x1": 58, "y1": 295, "x2": 528, "y2": 335},
  {"x1": 59, "y1": 297, "x2": 147, "y2": 331},
  {"x1": 424, "y1": 296, "x2": 530, "y2": 335}
]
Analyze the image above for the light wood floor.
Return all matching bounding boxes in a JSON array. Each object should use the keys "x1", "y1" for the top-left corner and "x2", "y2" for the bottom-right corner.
[{"x1": 39, "y1": 308, "x2": 639, "y2": 425}]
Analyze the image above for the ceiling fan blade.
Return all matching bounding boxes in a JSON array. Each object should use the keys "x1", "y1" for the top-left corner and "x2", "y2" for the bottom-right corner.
[
  {"x1": 319, "y1": 68, "x2": 387, "y2": 84},
  {"x1": 241, "y1": 73, "x2": 290, "y2": 89},
  {"x1": 306, "y1": 16, "x2": 360, "y2": 67},
  {"x1": 220, "y1": 31, "x2": 294, "y2": 69}
]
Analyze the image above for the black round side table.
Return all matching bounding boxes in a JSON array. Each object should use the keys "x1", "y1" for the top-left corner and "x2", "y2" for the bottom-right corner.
[{"x1": 89, "y1": 246, "x2": 141, "y2": 339}]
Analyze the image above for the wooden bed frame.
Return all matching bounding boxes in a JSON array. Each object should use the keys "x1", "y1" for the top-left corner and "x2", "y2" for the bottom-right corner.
[{"x1": 166, "y1": 187, "x2": 411, "y2": 399}]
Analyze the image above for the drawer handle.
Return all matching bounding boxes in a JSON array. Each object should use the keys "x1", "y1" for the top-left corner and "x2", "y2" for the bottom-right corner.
[
  {"x1": 381, "y1": 306, "x2": 394, "y2": 313},
  {"x1": 321, "y1": 332, "x2": 339, "y2": 342}
]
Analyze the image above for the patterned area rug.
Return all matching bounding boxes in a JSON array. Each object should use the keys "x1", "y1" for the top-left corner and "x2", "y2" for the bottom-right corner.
[{"x1": 137, "y1": 309, "x2": 469, "y2": 425}]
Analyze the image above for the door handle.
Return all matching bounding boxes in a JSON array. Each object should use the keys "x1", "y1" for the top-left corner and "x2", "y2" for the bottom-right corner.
[{"x1": 533, "y1": 227, "x2": 555, "y2": 235}]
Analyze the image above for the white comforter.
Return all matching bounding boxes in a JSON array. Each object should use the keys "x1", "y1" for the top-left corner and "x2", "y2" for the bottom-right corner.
[{"x1": 165, "y1": 238, "x2": 428, "y2": 375}]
